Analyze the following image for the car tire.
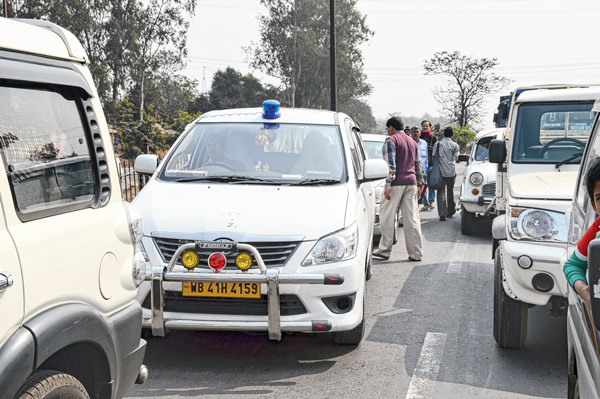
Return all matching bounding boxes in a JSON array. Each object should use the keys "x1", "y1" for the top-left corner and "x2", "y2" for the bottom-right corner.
[
  {"x1": 17, "y1": 370, "x2": 90, "y2": 399},
  {"x1": 460, "y1": 205, "x2": 478, "y2": 235},
  {"x1": 334, "y1": 286, "x2": 366, "y2": 345},
  {"x1": 493, "y1": 247, "x2": 528, "y2": 349},
  {"x1": 568, "y1": 371, "x2": 580, "y2": 399}
]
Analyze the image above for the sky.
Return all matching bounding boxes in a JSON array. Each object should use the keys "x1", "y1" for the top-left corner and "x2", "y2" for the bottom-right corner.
[{"x1": 183, "y1": 0, "x2": 600, "y2": 129}]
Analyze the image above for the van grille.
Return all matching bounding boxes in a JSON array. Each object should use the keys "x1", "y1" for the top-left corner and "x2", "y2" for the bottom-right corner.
[
  {"x1": 153, "y1": 237, "x2": 300, "y2": 270},
  {"x1": 482, "y1": 183, "x2": 496, "y2": 197}
]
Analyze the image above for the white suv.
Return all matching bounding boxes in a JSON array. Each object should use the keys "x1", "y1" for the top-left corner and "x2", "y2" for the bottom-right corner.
[
  {"x1": 133, "y1": 102, "x2": 388, "y2": 345},
  {"x1": 489, "y1": 85, "x2": 599, "y2": 349},
  {"x1": 0, "y1": 19, "x2": 146, "y2": 399}
]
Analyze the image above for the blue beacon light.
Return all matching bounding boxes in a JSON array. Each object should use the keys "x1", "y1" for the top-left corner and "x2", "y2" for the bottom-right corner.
[{"x1": 262, "y1": 100, "x2": 281, "y2": 120}]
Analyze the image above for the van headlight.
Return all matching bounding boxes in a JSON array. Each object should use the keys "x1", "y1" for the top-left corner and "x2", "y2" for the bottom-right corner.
[
  {"x1": 124, "y1": 202, "x2": 149, "y2": 287},
  {"x1": 508, "y1": 207, "x2": 566, "y2": 242},
  {"x1": 302, "y1": 224, "x2": 359, "y2": 266},
  {"x1": 469, "y1": 172, "x2": 483, "y2": 185}
]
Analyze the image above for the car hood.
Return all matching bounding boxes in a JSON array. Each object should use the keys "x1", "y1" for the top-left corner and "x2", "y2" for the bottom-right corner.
[
  {"x1": 509, "y1": 171, "x2": 577, "y2": 200},
  {"x1": 466, "y1": 161, "x2": 496, "y2": 182},
  {"x1": 133, "y1": 180, "x2": 349, "y2": 241}
]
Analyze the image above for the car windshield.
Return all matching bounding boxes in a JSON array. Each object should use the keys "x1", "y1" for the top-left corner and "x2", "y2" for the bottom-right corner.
[
  {"x1": 473, "y1": 137, "x2": 492, "y2": 161},
  {"x1": 363, "y1": 140, "x2": 384, "y2": 160},
  {"x1": 512, "y1": 101, "x2": 594, "y2": 164},
  {"x1": 160, "y1": 123, "x2": 345, "y2": 184}
]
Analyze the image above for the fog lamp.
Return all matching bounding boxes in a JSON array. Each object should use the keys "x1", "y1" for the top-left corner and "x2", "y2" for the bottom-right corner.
[
  {"x1": 181, "y1": 250, "x2": 199, "y2": 270},
  {"x1": 236, "y1": 253, "x2": 253, "y2": 271},
  {"x1": 208, "y1": 252, "x2": 227, "y2": 271}
]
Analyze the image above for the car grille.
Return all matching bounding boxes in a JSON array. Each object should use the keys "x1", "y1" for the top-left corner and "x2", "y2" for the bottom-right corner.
[
  {"x1": 153, "y1": 236, "x2": 300, "y2": 270},
  {"x1": 482, "y1": 183, "x2": 496, "y2": 197},
  {"x1": 142, "y1": 291, "x2": 307, "y2": 316}
]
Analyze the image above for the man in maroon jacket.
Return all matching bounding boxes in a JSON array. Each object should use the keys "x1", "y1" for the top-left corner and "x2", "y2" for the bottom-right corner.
[{"x1": 373, "y1": 117, "x2": 424, "y2": 261}]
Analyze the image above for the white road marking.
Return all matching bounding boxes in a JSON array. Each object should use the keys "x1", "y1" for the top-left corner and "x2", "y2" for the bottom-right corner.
[
  {"x1": 447, "y1": 242, "x2": 467, "y2": 273},
  {"x1": 405, "y1": 332, "x2": 448, "y2": 399}
]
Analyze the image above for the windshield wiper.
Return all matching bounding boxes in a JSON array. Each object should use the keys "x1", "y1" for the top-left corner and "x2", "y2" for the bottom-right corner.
[
  {"x1": 293, "y1": 178, "x2": 340, "y2": 185},
  {"x1": 555, "y1": 152, "x2": 583, "y2": 169},
  {"x1": 176, "y1": 175, "x2": 275, "y2": 183}
]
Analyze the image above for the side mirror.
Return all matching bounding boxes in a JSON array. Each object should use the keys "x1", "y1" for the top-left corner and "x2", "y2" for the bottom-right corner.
[
  {"x1": 489, "y1": 139, "x2": 507, "y2": 164},
  {"x1": 362, "y1": 159, "x2": 388, "y2": 182},
  {"x1": 458, "y1": 154, "x2": 470, "y2": 163},
  {"x1": 134, "y1": 154, "x2": 159, "y2": 175},
  {"x1": 587, "y1": 239, "x2": 600, "y2": 330}
]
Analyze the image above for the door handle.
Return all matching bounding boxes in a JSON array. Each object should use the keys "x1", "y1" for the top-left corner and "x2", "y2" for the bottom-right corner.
[{"x1": 0, "y1": 272, "x2": 13, "y2": 293}]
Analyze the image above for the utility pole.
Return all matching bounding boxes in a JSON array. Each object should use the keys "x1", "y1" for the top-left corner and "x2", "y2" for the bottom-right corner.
[
  {"x1": 202, "y1": 66, "x2": 207, "y2": 95},
  {"x1": 4, "y1": 0, "x2": 8, "y2": 18},
  {"x1": 329, "y1": 0, "x2": 337, "y2": 111}
]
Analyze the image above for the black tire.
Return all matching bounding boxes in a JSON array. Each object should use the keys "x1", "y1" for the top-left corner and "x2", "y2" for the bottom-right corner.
[
  {"x1": 568, "y1": 372, "x2": 580, "y2": 399},
  {"x1": 17, "y1": 370, "x2": 90, "y2": 399},
  {"x1": 334, "y1": 286, "x2": 366, "y2": 345},
  {"x1": 493, "y1": 247, "x2": 528, "y2": 349},
  {"x1": 460, "y1": 205, "x2": 478, "y2": 235},
  {"x1": 366, "y1": 238, "x2": 373, "y2": 281}
]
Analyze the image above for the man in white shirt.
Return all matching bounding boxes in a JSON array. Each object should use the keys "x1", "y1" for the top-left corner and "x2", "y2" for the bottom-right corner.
[{"x1": 410, "y1": 127, "x2": 428, "y2": 204}]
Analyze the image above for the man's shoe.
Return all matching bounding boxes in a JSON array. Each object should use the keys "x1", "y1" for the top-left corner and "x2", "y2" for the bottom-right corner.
[
  {"x1": 408, "y1": 257, "x2": 421, "y2": 262},
  {"x1": 372, "y1": 252, "x2": 390, "y2": 260},
  {"x1": 428, "y1": 204, "x2": 435, "y2": 211},
  {"x1": 439, "y1": 216, "x2": 446, "y2": 221},
  {"x1": 420, "y1": 206, "x2": 428, "y2": 212}
]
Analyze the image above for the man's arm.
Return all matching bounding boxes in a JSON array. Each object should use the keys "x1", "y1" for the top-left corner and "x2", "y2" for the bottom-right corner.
[
  {"x1": 414, "y1": 146, "x2": 423, "y2": 185},
  {"x1": 382, "y1": 138, "x2": 396, "y2": 187}
]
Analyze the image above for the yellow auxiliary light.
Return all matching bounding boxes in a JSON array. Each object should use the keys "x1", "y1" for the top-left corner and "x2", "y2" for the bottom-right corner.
[
  {"x1": 235, "y1": 253, "x2": 253, "y2": 271},
  {"x1": 472, "y1": 188, "x2": 480, "y2": 195},
  {"x1": 181, "y1": 250, "x2": 200, "y2": 270}
]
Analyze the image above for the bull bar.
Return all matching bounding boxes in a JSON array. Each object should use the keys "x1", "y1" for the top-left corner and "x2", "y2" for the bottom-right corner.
[{"x1": 145, "y1": 240, "x2": 344, "y2": 341}]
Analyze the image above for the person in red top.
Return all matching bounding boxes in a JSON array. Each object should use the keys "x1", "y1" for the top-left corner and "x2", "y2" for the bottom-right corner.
[{"x1": 563, "y1": 158, "x2": 600, "y2": 308}]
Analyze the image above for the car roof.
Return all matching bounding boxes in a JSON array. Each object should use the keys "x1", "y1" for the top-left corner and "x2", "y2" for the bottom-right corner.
[
  {"x1": 474, "y1": 128, "x2": 504, "y2": 142},
  {"x1": 515, "y1": 86, "x2": 600, "y2": 104},
  {"x1": 197, "y1": 107, "x2": 340, "y2": 125},
  {"x1": 0, "y1": 18, "x2": 87, "y2": 62},
  {"x1": 360, "y1": 133, "x2": 386, "y2": 142}
]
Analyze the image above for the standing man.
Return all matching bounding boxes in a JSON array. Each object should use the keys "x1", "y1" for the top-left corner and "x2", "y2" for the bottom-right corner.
[
  {"x1": 410, "y1": 126, "x2": 428, "y2": 204},
  {"x1": 433, "y1": 127, "x2": 460, "y2": 221},
  {"x1": 373, "y1": 117, "x2": 424, "y2": 261},
  {"x1": 420, "y1": 120, "x2": 437, "y2": 211}
]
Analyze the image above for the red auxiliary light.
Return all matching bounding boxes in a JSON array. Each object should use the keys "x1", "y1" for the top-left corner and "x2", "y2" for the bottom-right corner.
[{"x1": 208, "y1": 252, "x2": 227, "y2": 271}]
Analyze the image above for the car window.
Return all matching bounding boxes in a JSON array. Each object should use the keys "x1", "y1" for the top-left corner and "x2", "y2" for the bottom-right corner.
[
  {"x1": 0, "y1": 84, "x2": 96, "y2": 220},
  {"x1": 512, "y1": 102, "x2": 594, "y2": 164},
  {"x1": 160, "y1": 122, "x2": 345, "y2": 183},
  {"x1": 577, "y1": 119, "x2": 600, "y2": 209},
  {"x1": 473, "y1": 137, "x2": 492, "y2": 161},
  {"x1": 344, "y1": 119, "x2": 362, "y2": 179},
  {"x1": 363, "y1": 140, "x2": 384, "y2": 159}
]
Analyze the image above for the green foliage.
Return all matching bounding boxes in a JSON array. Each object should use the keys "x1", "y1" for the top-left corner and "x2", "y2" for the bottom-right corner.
[
  {"x1": 250, "y1": 0, "x2": 372, "y2": 109},
  {"x1": 339, "y1": 99, "x2": 377, "y2": 132},
  {"x1": 451, "y1": 125, "x2": 477, "y2": 153},
  {"x1": 424, "y1": 51, "x2": 510, "y2": 128}
]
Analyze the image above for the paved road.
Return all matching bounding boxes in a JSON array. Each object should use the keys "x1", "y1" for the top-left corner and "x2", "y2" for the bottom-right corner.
[{"x1": 127, "y1": 178, "x2": 567, "y2": 399}]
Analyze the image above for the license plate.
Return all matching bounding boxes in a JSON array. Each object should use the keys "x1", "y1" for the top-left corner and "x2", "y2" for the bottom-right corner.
[{"x1": 182, "y1": 282, "x2": 261, "y2": 299}]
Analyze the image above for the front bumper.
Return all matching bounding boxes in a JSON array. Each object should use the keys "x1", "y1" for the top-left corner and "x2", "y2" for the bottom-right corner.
[
  {"x1": 499, "y1": 240, "x2": 568, "y2": 305},
  {"x1": 144, "y1": 241, "x2": 346, "y2": 341},
  {"x1": 460, "y1": 196, "x2": 493, "y2": 214}
]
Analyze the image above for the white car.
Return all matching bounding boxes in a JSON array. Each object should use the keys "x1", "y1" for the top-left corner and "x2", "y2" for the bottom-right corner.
[
  {"x1": 361, "y1": 133, "x2": 400, "y2": 243},
  {"x1": 459, "y1": 128, "x2": 504, "y2": 234},
  {"x1": 133, "y1": 102, "x2": 388, "y2": 345}
]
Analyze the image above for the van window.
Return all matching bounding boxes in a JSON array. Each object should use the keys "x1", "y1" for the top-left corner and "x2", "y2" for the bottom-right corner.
[{"x1": 0, "y1": 84, "x2": 96, "y2": 220}]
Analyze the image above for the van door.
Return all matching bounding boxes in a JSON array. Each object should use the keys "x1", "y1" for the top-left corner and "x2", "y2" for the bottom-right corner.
[
  {"x1": 0, "y1": 192, "x2": 23, "y2": 347},
  {"x1": 568, "y1": 118, "x2": 600, "y2": 397}
]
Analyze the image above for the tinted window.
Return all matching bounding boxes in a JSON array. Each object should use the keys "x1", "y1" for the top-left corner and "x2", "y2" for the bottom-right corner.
[
  {"x1": 512, "y1": 102, "x2": 594, "y2": 164},
  {"x1": 0, "y1": 84, "x2": 95, "y2": 218}
]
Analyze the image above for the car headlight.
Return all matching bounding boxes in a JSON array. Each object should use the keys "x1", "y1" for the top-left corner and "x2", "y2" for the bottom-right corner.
[
  {"x1": 302, "y1": 223, "x2": 359, "y2": 266},
  {"x1": 508, "y1": 207, "x2": 566, "y2": 242},
  {"x1": 469, "y1": 172, "x2": 484, "y2": 186}
]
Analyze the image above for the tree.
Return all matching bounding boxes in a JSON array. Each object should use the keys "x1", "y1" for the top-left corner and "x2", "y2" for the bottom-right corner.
[
  {"x1": 339, "y1": 99, "x2": 377, "y2": 132},
  {"x1": 249, "y1": 0, "x2": 372, "y2": 109},
  {"x1": 424, "y1": 51, "x2": 510, "y2": 128},
  {"x1": 452, "y1": 125, "x2": 476, "y2": 153}
]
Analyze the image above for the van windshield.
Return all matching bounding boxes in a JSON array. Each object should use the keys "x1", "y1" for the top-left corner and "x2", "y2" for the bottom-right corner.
[
  {"x1": 473, "y1": 137, "x2": 492, "y2": 161},
  {"x1": 512, "y1": 101, "x2": 594, "y2": 164},
  {"x1": 159, "y1": 123, "x2": 346, "y2": 184}
]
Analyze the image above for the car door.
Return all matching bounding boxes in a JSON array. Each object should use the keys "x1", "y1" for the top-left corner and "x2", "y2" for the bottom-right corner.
[
  {"x1": 569, "y1": 117, "x2": 600, "y2": 397},
  {"x1": 0, "y1": 191, "x2": 23, "y2": 347}
]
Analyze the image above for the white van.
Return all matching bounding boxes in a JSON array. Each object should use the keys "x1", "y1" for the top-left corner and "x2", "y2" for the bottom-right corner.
[
  {"x1": 133, "y1": 102, "x2": 388, "y2": 345},
  {"x1": 564, "y1": 97, "x2": 600, "y2": 399},
  {"x1": 0, "y1": 19, "x2": 147, "y2": 399},
  {"x1": 489, "y1": 85, "x2": 599, "y2": 349}
]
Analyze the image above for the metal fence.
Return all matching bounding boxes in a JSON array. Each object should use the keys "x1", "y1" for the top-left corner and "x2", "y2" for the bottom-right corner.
[{"x1": 119, "y1": 158, "x2": 150, "y2": 202}]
